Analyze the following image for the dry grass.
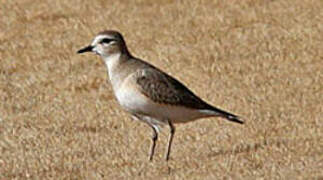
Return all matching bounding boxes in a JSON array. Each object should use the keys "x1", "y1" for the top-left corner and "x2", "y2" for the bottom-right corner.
[{"x1": 1, "y1": 0, "x2": 322, "y2": 179}]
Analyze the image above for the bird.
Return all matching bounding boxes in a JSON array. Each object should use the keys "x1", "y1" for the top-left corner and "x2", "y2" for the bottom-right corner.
[{"x1": 77, "y1": 30, "x2": 244, "y2": 161}]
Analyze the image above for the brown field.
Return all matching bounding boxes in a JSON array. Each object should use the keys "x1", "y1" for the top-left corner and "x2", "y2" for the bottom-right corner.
[{"x1": 1, "y1": 0, "x2": 322, "y2": 179}]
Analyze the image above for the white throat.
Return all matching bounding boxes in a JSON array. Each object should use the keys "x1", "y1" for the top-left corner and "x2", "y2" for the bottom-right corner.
[
  {"x1": 103, "y1": 53, "x2": 121, "y2": 73},
  {"x1": 102, "y1": 53, "x2": 122, "y2": 88}
]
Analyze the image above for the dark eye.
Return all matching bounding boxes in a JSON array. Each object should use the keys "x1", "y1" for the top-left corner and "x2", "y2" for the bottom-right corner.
[{"x1": 100, "y1": 38, "x2": 114, "y2": 44}]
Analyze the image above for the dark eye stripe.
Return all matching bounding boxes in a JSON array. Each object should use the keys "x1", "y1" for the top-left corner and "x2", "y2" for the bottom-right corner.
[{"x1": 101, "y1": 38, "x2": 114, "y2": 44}]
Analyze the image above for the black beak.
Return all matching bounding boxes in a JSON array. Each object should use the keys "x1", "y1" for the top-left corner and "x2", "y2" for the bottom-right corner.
[{"x1": 77, "y1": 45, "x2": 93, "y2": 54}]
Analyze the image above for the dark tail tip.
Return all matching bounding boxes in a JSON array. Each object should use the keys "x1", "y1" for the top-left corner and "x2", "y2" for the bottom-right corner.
[
  {"x1": 206, "y1": 105, "x2": 245, "y2": 124},
  {"x1": 226, "y1": 115, "x2": 244, "y2": 124}
]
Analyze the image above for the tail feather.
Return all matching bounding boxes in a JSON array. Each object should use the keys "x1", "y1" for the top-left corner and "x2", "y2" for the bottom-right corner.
[
  {"x1": 202, "y1": 105, "x2": 244, "y2": 124},
  {"x1": 222, "y1": 111, "x2": 244, "y2": 124}
]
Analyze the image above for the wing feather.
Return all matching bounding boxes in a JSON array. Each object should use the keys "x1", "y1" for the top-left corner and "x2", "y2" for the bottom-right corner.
[{"x1": 135, "y1": 69, "x2": 211, "y2": 109}]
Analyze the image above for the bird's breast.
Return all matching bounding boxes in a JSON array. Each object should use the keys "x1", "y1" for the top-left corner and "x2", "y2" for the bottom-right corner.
[{"x1": 114, "y1": 80, "x2": 149, "y2": 114}]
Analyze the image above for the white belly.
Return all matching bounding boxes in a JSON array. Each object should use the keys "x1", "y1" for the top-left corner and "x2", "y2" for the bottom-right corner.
[{"x1": 114, "y1": 83, "x2": 207, "y2": 124}]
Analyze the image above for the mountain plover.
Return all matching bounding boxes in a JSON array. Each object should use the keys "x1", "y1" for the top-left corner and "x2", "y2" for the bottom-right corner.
[{"x1": 77, "y1": 30, "x2": 244, "y2": 161}]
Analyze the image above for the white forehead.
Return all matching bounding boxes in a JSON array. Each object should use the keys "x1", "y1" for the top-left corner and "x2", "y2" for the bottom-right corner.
[{"x1": 91, "y1": 34, "x2": 113, "y2": 46}]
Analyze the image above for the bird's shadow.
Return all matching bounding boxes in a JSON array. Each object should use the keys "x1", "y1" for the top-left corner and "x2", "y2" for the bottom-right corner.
[{"x1": 206, "y1": 138, "x2": 290, "y2": 157}]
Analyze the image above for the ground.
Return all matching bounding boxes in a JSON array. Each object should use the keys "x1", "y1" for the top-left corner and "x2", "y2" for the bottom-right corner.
[{"x1": 0, "y1": 0, "x2": 322, "y2": 179}]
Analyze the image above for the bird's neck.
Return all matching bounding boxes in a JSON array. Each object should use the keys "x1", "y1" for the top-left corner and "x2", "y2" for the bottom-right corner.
[
  {"x1": 103, "y1": 53, "x2": 131, "y2": 90},
  {"x1": 103, "y1": 53, "x2": 121, "y2": 71}
]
